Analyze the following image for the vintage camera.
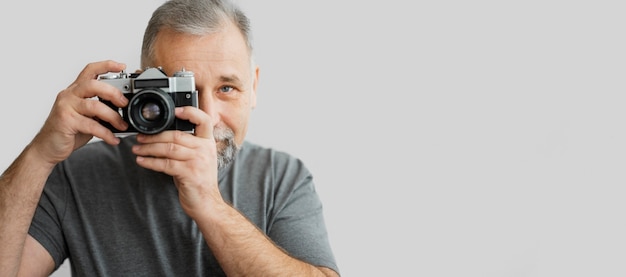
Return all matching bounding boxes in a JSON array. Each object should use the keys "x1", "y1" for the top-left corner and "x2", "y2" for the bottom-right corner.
[{"x1": 98, "y1": 67, "x2": 198, "y2": 135}]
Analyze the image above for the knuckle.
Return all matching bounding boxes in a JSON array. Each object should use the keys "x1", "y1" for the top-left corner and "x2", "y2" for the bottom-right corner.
[
  {"x1": 56, "y1": 109, "x2": 73, "y2": 123},
  {"x1": 173, "y1": 130, "x2": 185, "y2": 143},
  {"x1": 163, "y1": 158, "x2": 174, "y2": 171},
  {"x1": 54, "y1": 95, "x2": 68, "y2": 109},
  {"x1": 86, "y1": 120, "x2": 101, "y2": 133},
  {"x1": 103, "y1": 60, "x2": 116, "y2": 67},
  {"x1": 84, "y1": 79, "x2": 100, "y2": 91},
  {"x1": 53, "y1": 101, "x2": 77, "y2": 121},
  {"x1": 167, "y1": 142, "x2": 178, "y2": 154},
  {"x1": 84, "y1": 98, "x2": 98, "y2": 111},
  {"x1": 81, "y1": 63, "x2": 97, "y2": 75},
  {"x1": 56, "y1": 88, "x2": 73, "y2": 102}
]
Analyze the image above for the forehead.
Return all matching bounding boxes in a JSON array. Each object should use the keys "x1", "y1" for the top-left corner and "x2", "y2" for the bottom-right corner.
[{"x1": 151, "y1": 24, "x2": 250, "y2": 76}]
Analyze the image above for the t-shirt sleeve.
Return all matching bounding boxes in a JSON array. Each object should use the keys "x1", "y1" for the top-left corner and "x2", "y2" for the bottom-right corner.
[
  {"x1": 267, "y1": 159, "x2": 339, "y2": 274},
  {"x1": 28, "y1": 163, "x2": 69, "y2": 269}
]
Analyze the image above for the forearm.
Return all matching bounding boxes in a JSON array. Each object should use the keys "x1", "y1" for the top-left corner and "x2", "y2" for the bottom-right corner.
[
  {"x1": 195, "y1": 201, "x2": 330, "y2": 277},
  {"x1": 0, "y1": 145, "x2": 55, "y2": 276}
]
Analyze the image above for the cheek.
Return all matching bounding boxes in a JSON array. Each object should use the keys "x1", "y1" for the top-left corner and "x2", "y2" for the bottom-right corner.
[
  {"x1": 230, "y1": 99, "x2": 254, "y2": 143},
  {"x1": 250, "y1": 89, "x2": 257, "y2": 109}
]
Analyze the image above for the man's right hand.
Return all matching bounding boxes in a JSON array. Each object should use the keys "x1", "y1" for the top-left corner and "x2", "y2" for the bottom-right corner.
[
  {"x1": 0, "y1": 60, "x2": 130, "y2": 277},
  {"x1": 30, "y1": 60, "x2": 130, "y2": 167}
]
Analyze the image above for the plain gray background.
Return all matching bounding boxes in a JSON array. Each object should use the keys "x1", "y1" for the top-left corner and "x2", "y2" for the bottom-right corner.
[{"x1": 1, "y1": 0, "x2": 625, "y2": 276}]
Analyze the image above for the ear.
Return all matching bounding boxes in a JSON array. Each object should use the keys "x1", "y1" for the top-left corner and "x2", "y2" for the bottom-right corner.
[{"x1": 251, "y1": 66, "x2": 259, "y2": 109}]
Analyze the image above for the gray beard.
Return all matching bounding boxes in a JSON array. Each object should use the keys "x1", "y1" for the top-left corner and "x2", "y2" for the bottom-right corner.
[{"x1": 214, "y1": 126, "x2": 239, "y2": 170}]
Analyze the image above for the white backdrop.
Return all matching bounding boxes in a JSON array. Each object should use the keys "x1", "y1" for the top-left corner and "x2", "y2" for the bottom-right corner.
[{"x1": 1, "y1": 1, "x2": 625, "y2": 276}]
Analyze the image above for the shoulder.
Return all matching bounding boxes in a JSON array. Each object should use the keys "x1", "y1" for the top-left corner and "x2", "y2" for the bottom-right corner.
[
  {"x1": 239, "y1": 141, "x2": 291, "y2": 159},
  {"x1": 232, "y1": 141, "x2": 313, "y2": 186},
  {"x1": 238, "y1": 141, "x2": 308, "y2": 172}
]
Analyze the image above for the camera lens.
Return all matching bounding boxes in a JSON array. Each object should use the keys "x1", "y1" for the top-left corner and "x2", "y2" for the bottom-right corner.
[
  {"x1": 127, "y1": 89, "x2": 175, "y2": 134},
  {"x1": 141, "y1": 102, "x2": 162, "y2": 121}
]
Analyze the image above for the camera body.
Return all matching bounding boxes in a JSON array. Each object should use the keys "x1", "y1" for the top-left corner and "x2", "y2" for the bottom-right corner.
[{"x1": 98, "y1": 67, "x2": 198, "y2": 135}]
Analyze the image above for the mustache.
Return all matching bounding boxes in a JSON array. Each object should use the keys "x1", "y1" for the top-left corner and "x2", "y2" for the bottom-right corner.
[
  {"x1": 213, "y1": 125, "x2": 234, "y2": 141},
  {"x1": 213, "y1": 126, "x2": 238, "y2": 170}
]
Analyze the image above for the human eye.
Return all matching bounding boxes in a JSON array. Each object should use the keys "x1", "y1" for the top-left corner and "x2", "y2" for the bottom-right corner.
[{"x1": 218, "y1": 85, "x2": 234, "y2": 94}]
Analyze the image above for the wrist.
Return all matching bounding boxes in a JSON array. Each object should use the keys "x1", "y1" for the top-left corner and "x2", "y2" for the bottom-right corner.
[
  {"x1": 189, "y1": 195, "x2": 233, "y2": 225},
  {"x1": 181, "y1": 186, "x2": 230, "y2": 222},
  {"x1": 24, "y1": 142, "x2": 59, "y2": 173}
]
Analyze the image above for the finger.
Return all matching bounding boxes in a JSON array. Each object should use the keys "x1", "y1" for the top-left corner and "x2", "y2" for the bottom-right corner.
[
  {"x1": 174, "y1": 106, "x2": 214, "y2": 139},
  {"x1": 135, "y1": 155, "x2": 184, "y2": 177},
  {"x1": 52, "y1": 97, "x2": 122, "y2": 145},
  {"x1": 73, "y1": 116, "x2": 120, "y2": 145},
  {"x1": 132, "y1": 142, "x2": 197, "y2": 161},
  {"x1": 53, "y1": 88, "x2": 122, "y2": 129},
  {"x1": 73, "y1": 97, "x2": 128, "y2": 132},
  {"x1": 136, "y1": 130, "x2": 197, "y2": 147},
  {"x1": 74, "y1": 60, "x2": 126, "y2": 83},
  {"x1": 68, "y1": 79, "x2": 129, "y2": 109}
]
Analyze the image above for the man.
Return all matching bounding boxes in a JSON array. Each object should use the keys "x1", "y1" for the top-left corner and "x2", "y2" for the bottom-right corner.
[{"x1": 0, "y1": 0, "x2": 339, "y2": 276}]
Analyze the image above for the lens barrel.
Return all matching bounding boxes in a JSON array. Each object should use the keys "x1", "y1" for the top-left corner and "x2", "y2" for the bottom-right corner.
[{"x1": 127, "y1": 89, "x2": 175, "y2": 134}]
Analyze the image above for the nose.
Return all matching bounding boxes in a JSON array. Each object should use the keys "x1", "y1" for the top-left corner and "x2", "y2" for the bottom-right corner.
[{"x1": 198, "y1": 92, "x2": 221, "y2": 127}]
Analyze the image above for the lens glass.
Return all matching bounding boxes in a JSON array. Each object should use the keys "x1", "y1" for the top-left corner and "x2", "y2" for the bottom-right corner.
[{"x1": 141, "y1": 102, "x2": 162, "y2": 121}]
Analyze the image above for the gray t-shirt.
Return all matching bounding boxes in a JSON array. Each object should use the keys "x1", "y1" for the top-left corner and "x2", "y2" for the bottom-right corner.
[{"x1": 29, "y1": 136, "x2": 338, "y2": 276}]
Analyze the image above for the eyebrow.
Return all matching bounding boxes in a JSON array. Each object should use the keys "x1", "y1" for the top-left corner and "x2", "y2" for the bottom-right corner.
[{"x1": 219, "y1": 75, "x2": 244, "y2": 86}]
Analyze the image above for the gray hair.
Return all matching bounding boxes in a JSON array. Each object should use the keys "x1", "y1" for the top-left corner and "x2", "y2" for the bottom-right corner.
[{"x1": 141, "y1": 0, "x2": 253, "y2": 68}]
